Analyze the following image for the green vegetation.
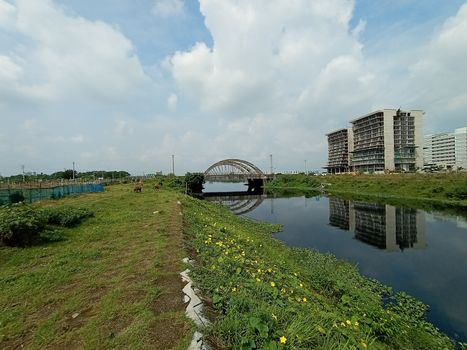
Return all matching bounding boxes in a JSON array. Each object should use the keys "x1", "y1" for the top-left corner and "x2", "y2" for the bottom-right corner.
[
  {"x1": 184, "y1": 172, "x2": 205, "y2": 193},
  {"x1": 183, "y1": 197, "x2": 454, "y2": 350},
  {"x1": 324, "y1": 173, "x2": 467, "y2": 203},
  {"x1": 1, "y1": 177, "x2": 463, "y2": 349},
  {"x1": 0, "y1": 204, "x2": 94, "y2": 247},
  {"x1": 0, "y1": 170, "x2": 131, "y2": 183},
  {"x1": 41, "y1": 205, "x2": 94, "y2": 227},
  {"x1": 267, "y1": 174, "x2": 320, "y2": 191},
  {"x1": 0, "y1": 184, "x2": 193, "y2": 349},
  {"x1": 267, "y1": 173, "x2": 467, "y2": 207}
]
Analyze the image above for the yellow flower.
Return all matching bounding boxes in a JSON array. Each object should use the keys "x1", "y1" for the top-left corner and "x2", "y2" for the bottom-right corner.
[
  {"x1": 299, "y1": 283, "x2": 303, "y2": 288},
  {"x1": 279, "y1": 336, "x2": 287, "y2": 344},
  {"x1": 354, "y1": 321, "x2": 359, "y2": 327},
  {"x1": 361, "y1": 342, "x2": 367, "y2": 349},
  {"x1": 272, "y1": 314, "x2": 278, "y2": 321},
  {"x1": 257, "y1": 268, "x2": 262, "y2": 273},
  {"x1": 302, "y1": 297, "x2": 307, "y2": 302},
  {"x1": 231, "y1": 287, "x2": 237, "y2": 292},
  {"x1": 270, "y1": 281, "x2": 276, "y2": 287},
  {"x1": 256, "y1": 278, "x2": 261, "y2": 282},
  {"x1": 293, "y1": 272, "x2": 298, "y2": 276},
  {"x1": 340, "y1": 322, "x2": 346, "y2": 327},
  {"x1": 346, "y1": 320, "x2": 352, "y2": 326},
  {"x1": 267, "y1": 268, "x2": 272, "y2": 273}
]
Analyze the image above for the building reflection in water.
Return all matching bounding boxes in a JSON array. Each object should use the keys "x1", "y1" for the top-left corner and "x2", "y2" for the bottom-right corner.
[{"x1": 329, "y1": 198, "x2": 426, "y2": 251}]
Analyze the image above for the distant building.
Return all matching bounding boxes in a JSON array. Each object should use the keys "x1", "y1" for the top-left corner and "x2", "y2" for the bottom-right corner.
[
  {"x1": 326, "y1": 109, "x2": 424, "y2": 173},
  {"x1": 325, "y1": 128, "x2": 353, "y2": 174},
  {"x1": 424, "y1": 127, "x2": 467, "y2": 170}
]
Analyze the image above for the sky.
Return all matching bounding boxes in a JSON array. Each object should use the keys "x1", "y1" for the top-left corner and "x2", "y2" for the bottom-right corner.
[{"x1": 1, "y1": 0, "x2": 467, "y2": 176}]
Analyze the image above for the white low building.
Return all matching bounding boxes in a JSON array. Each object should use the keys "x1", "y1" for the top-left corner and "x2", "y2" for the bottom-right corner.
[{"x1": 424, "y1": 127, "x2": 467, "y2": 170}]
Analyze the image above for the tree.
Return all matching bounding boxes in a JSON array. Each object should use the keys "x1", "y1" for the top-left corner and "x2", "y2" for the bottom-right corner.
[
  {"x1": 62, "y1": 169, "x2": 77, "y2": 179},
  {"x1": 184, "y1": 173, "x2": 204, "y2": 193}
]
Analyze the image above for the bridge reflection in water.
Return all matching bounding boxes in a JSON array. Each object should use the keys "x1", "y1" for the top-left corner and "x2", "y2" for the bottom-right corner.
[
  {"x1": 203, "y1": 191, "x2": 267, "y2": 215},
  {"x1": 329, "y1": 198, "x2": 426, "y2": 251}
]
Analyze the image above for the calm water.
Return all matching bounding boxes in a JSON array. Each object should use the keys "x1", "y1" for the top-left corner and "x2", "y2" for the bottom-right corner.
[{"x1": 203, "y1": 182, "x2": 467, "y2": 342}]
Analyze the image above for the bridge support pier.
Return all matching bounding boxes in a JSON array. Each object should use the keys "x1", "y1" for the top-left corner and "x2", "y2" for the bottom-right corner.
[{"x1": 247, "y1": 179, "x2": 264, "y2": 194}]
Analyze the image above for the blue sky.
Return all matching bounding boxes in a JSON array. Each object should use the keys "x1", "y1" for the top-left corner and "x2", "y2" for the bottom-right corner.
[{"x1": 1, "y1": 0, "x2": 467, "y2": 176}]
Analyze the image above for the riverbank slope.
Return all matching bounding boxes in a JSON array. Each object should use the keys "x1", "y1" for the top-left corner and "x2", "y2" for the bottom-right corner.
[
  {"x1": 182, "y1": 196, "x2": 454, "y2": 349},
  {"x1": 266, "y1": 173, "x2": 467, "y2": 207}
]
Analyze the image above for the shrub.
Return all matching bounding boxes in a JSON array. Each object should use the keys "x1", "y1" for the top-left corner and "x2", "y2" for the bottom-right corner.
[
  {"x1": 41, "y1": 206, "x2": 94, "y2": 227},
  {"x1": 446, "y1": 187, "x2": 467, "y2": 200},
  {"x1": 0, "y1": 205, "x2": 46, "y2": 246},
  {"x1": 9, "y1": 191, "x2": 25, "y2": 204},
  {"x1": 0, "y1": 205, "x2": 93, "y2": 247},
  {"x1": 184, "y1": 172, "x2": 205, "y2": 193}
]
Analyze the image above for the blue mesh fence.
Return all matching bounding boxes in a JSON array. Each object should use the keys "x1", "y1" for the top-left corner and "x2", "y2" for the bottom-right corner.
[{"x1": 0, "y1": 183, "x2": 104, "y2": 205}]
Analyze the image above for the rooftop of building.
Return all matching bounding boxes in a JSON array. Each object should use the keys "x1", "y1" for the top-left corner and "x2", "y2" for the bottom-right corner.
[
  {"x1": 350, "y1": 109, "x2": 424, "y2": 123},
  {"x1": 325, "y1": 128, "x2": 350, "y2": 136}
]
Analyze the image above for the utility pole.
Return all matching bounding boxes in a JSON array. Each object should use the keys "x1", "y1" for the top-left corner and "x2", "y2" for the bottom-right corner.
[
  {"x1": 21, "y1": 164, "x2": 25, "y2": 182},
  {"x1": 270, "y1": 154, "x2": 273, "y2": 175},
  {"x1": 304, "y1": 160, "x2": 307, "y2": 174},
  {"x1": 72, "y1": 161, "x2": 75, "y2": 180},
  {"x1": 171, "y1": 155, "x2": 175, "y2": 175}
]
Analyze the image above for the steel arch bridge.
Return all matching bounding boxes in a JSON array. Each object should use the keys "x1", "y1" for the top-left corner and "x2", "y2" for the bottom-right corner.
[{"x1": 204, "y1": 159, "x2": 270, "y2": 182}]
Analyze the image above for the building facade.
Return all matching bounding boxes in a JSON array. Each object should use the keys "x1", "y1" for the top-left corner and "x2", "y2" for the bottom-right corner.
[
  {"x1": 424, "y1": 127, "x2": 467, "y2": 170},
  {"x1": 326, "y1": 109, "x2": 424, "y2": 173},
  {"x1": 325, "y1": 128, "x2": 353, "y2": 173},
  {"x1": 351, "y1": 109, "x2": 423, "y2": 172}
]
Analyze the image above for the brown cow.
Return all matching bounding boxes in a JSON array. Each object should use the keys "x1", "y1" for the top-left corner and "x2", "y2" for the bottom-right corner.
[{"x1": 134, "y1": 181, "x2": 143, "y2": 193}]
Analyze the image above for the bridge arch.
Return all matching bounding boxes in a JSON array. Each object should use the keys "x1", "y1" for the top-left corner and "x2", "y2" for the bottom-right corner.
[{"x1": 204, "y1": 159, "x2": 266, "y2": 181}]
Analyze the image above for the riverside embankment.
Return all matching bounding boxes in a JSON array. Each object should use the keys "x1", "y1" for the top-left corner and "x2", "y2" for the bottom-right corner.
[
  {"x1": 0, "y1": 180, "x2": 461, "y2": 349},
  {"x1": 182, "y1": 195, "x2": 456, "y2": 349},
  {"x1": 266, "y1": 173, "x2": 467, "y2": 212}
]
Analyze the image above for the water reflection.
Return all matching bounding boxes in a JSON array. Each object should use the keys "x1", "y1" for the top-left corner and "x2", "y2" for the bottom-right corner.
[
  {"x1": 204, "y1": 193, "x2": 267, "y2": 215},
  {"x1": 329, "y1": 198, "x2": 426, "y2": 251},
  {"x1": 204, "y1": 185, "x2": 467, "y2": 341}
]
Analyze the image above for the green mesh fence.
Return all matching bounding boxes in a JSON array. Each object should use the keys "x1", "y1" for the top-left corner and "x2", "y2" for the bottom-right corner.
[{"x1": 0, "y1": 183, "x2": 104, "y2": 205}]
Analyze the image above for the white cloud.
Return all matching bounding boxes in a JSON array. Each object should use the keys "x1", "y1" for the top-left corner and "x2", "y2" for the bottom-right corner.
[
  {"x1": 0, "y1": 55, "x2": 21, "y2": 81},
  {"x1": 0, "y1": 0, "x2": 16, "y2": 28},
  {"x1": 168, "y1": 93, "x2": 178, "y2": 111},
  {"x1": 0, "y1": 0, "x2": 149, "y2": 104},
  {"x1": 169, "y1": 0, "x2": 375, "y2": 168},
  {"x1": 152, "y1": 0, "x2": 184, "y2": 18},
  {"x1": 113, "y1": 119, "x2": 134, "y2": 137},
  {"x1": 408, "y1": 3, "x2": 467, "y2": 121},
  {"x1": 170, "y1": 0, "x2": 373, "y2": 119}
]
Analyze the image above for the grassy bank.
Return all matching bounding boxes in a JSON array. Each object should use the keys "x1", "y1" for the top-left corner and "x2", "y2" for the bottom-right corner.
[
  {"x1": 182, "y1": 196, "x2": 454, "y2": 350},
  {"x1": 266, "y1": 173, "x2": 467, "y2": 207},
  {"x1": 0, "y1": 184, "x2": 193, "y2": 349}
]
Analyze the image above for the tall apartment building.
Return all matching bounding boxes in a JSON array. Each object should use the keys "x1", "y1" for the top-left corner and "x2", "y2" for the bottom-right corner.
[
  {"x1": 424, "y1": 127, "x2": 467, "y2": 169},
  {"x1": 351, "y1": 109, "x2": 424, "y2": 172},
  {"x1": 326, "y1": 109, "x2": 424, "y2": 173},
  {"x1": 325, "y1": 128, "x2": 353, "y2": 173}
]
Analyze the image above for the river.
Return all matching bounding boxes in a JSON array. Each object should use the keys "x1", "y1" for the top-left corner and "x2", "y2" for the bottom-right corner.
[{"x1": 203, "y1": 182, "x2": 467, "y2": 342}]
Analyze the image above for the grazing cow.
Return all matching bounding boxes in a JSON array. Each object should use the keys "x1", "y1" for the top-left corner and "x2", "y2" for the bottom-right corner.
[{"x1": 134, "y1": 181, "x2": 143, "y2": 193}]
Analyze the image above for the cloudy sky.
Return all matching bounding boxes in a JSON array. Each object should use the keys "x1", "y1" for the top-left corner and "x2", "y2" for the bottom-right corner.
[{"x1": 1, "y1": 0, "x2": 466, "y2": 176}]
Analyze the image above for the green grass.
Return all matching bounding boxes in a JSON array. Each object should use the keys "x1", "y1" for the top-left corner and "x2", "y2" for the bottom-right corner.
[
  {"x1": 182, "y1": 196, "x2": 455, "y2": 350},
  {"x1": 266, "y1": 173, "x2": 467, "y2": 207},
  {"x1": 0, "y1": 184, "x2": 193, "y2": 349}
]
